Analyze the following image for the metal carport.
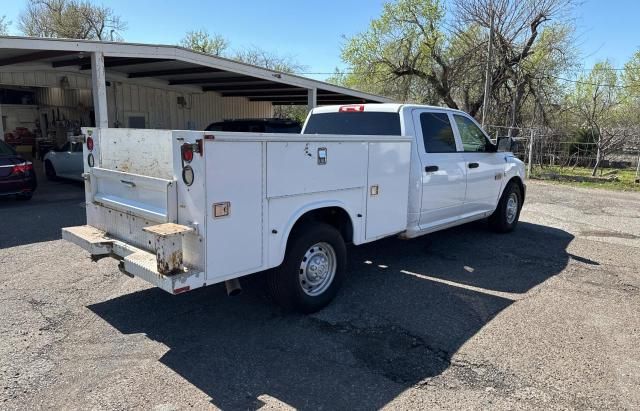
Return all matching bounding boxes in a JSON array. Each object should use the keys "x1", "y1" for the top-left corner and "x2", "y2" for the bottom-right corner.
[{"x1": 0, "y1": 36, "x2": 392, "y2": 135}]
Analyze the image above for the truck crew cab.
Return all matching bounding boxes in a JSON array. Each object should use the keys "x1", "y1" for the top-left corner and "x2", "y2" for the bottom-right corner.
[{"x1": 63, "y1": 104, "x2": 525, "y2": 313}]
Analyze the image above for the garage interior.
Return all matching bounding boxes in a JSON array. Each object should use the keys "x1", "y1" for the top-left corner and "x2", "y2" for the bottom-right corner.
[{"x1": 0, "y1": 36, "x2": 390, "y2": 186}]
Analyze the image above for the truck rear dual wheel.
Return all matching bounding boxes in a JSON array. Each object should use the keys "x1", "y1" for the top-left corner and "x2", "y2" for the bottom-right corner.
[
  {"x1": 489, "y1": 181, "x2": 522, "y2": 233},
  {"x1": 268, "y1": 223, "x2": 347, "y2": 313}
]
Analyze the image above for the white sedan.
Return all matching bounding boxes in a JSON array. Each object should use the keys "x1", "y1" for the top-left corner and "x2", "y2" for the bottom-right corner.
[{"x1": 43, "y1": 141, "x2": 84, "y2": 181}]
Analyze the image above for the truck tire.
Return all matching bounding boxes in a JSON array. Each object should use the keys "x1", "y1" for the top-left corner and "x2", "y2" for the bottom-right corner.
[
  {"x1": 268, "y1": 223, "x2": 347, "y2": 313},
  {"x1": 488, "y1": 181, "x2": 522, "y2": 233}
]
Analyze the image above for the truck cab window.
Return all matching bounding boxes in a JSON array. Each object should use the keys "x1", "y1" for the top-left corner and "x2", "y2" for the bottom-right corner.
[
  {"x1": 454, "y1": 115, "x2": 493, "y2": 152},
  {"x1": 304, "y1": 112, "x2": 401, "y2": 135},
  {"x1": 420, "y1": 112, "x2": 457, "y2": 153}
]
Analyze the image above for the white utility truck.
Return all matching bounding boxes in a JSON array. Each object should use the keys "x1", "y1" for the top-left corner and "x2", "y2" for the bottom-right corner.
[{"x1": 63, "y1": 104, "x2": 525, "y2": 313}]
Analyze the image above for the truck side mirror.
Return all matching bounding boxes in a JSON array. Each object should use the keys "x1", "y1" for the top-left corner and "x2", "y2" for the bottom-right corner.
[{"x1": 497, "y1": 136, "x2": 514, "y2": 152}]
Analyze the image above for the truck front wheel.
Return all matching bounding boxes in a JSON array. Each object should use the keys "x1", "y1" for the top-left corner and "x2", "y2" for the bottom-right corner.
[
  {"x1": 488, "y1": 181, "x2": 522, "y2": 233},
  {"x1": 268, "y1": 223, "x2": 347, "y2": 313}
]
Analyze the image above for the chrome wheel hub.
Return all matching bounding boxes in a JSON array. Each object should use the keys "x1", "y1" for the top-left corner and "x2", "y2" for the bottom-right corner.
[
  {"x1": 299, "y1": 242, "x2": 336, "y2": 296},
  {"x1": 506, "y1": 193, "x2": 518, "y2": 224}
]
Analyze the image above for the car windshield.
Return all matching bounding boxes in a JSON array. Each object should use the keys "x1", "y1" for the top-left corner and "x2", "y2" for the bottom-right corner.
[{"x1": 0, "y1": 140, "x2": 17, "y2": 155}]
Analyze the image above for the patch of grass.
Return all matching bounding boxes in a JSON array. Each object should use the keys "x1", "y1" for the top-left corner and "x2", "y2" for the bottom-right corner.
[{"x1": 530, "y1": 166, "x2": 640, "y2": 192}]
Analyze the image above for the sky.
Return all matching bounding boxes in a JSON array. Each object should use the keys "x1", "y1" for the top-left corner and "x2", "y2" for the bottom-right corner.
[{"x1": 1, "y1": 0, "x2": 639, "y2": 80}]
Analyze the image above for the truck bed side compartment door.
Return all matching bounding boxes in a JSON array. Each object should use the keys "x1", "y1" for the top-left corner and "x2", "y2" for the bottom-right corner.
[
  {"x1": 365, "y1": 141, "x2": 411, "y2": 240},
  {"x1": 205, "y1": 141, "x2": 263, "y2": 281}
]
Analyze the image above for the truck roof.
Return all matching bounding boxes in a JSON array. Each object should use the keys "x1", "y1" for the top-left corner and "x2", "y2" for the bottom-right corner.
[{"x1": 310, "y1": 103, "x2": 470, "y2": 116}]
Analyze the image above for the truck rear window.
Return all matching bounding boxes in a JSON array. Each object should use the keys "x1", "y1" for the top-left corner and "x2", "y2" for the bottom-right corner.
[{"x1": 304, "y1": 112, "x2": 401, "y2": 135}]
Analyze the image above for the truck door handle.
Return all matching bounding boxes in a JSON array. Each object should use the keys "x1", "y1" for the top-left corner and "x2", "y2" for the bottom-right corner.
[
  {"x1": 425, "y1": 165, "x2": 439, "y2": 172},
  {"x1": 120, "y1": 180, "x2": 136, "y2": 187},
  {"x1": 468, "y1": 162, "x2": 479, "y2": 169}
]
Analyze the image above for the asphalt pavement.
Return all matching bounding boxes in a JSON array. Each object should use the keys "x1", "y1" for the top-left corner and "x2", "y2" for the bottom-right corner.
[{"x1": 0, "y1": 179, "x2": 638, "y2": 410}]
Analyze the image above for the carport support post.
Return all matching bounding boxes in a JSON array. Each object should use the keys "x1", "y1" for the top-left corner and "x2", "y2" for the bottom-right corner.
[
  {"x1": 307, "y1": 88, "x2": 317, "y2": 111},
  {"x1": 91, "y1": 52, "x2": 109, "y2": 128}
]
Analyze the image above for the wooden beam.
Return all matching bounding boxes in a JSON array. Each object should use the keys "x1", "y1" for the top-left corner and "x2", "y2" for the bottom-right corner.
[
  {"x1": 80, "y1": 58, "x2": 173, "y2": 70},
  {"x1": 52, "y1": 57, "x2": 91, "y2": 67},
  {"x1": 54, "y1": 57, "x2": 173, "y2": 69},
  {"x1": 128, "y1": 67, "x2": 223, "y2": 78},
  {"x1": 169, "y1": 76, "x2": 263, "y2": 85},
  {"x1": 221, "y1": 89, "x2": 308, "y2": 97},
  {"x1": 203, "y1": 83, "x2": 299, "y2": 92},
  {"x1": 0, "y1": 50, "x2": 77, "y2": 66},
  {"x1": 270, "y1": 100, "x2": 372, "y2": 106},
  {"x1": 251, "y1": 96, "x2": 367, "y2": 103}
]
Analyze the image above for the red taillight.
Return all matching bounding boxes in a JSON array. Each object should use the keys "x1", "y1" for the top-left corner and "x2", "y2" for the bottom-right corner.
[
  {"x1": 86, "y1": 136, "x2": 94, "y2": 151},
  {"x1": 339, "y1": 104, "x2": 365, "y2": 112},
  {"x1": 182, "y1": 144, "x2": 194, "y2": 162},
  {"x1": 11, "y1": 162, "x2": 33, "y2": 175}
]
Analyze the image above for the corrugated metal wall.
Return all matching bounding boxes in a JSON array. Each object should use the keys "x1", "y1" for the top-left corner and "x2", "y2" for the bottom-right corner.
[{"x1": 0, "y1": 70, "x2": 273, "y2": 130}]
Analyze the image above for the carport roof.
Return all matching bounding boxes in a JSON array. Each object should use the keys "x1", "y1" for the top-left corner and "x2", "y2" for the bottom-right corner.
[{"x1": 0, "y1": 36, "x2": 393, "y2": 106}]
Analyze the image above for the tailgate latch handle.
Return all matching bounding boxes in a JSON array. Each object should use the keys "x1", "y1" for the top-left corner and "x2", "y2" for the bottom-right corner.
[{"x1": 120, "y1": 180, "x2": 136, "y2": 188}]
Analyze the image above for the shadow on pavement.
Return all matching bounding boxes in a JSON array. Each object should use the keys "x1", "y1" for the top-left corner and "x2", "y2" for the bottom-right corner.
[
  {"x1": 88, "y1": 220, "x2": 574, "y2": 409},
  {"x1": 0, "y1": 175, "x2": 85, "y2": 248}
]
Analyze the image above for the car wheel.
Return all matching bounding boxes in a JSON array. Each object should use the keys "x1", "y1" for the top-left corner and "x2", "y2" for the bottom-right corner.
[
  {"x1": 44, "y1": 160, "x2": 57, "y2": 181},
  {"x1": 268, "y1": 223, "x2": 347, "y2": 313},
  {"x1": 488, "y1": 181, "x2": 522, "y2": 233}
]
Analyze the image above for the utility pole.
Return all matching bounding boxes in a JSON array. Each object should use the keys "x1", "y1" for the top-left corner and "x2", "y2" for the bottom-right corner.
[
  {"x1": 635, "y1": 147, "x2": 640, "y2": 183},
  {"x1": 481, "y1": 5, "x2": 494, "y2": 128},
  {"x1": 527, "y1": 128, "x2": 534, "y2": 178}
]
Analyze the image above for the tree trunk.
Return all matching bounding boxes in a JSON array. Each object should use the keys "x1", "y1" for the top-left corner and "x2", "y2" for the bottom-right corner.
[{"x1": 591, "y1": 144, "x2": 602, "y2": 177}]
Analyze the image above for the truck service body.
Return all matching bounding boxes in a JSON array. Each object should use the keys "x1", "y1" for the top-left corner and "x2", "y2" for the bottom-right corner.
[{"x1": 63, "y1": 104, "x2": 525, "y2": 312}]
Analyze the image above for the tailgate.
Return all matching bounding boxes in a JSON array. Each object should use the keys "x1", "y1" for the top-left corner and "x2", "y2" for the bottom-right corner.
[{"x1": 89, "y1": 167, "x2": 177, "y2": 223}]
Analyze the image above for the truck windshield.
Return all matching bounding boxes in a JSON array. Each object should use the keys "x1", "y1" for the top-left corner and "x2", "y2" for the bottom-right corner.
[{"x1": 304, "y1": 112, "x2": 401, "y2": 135}]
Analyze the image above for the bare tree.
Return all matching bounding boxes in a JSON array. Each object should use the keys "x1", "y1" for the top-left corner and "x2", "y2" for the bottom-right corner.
[
  {"x1": 233, "y1": 46, "x2": 306, "y2": 73},
  {"x1": 180, "y1": 30, "x2": 229, "y2": 56},
  {"x1": 0, "y1": 16, "x2": 9, "y2": 35},
  {"x1": 18, "y1": 0, "x2": 126, "y2": 40},
  {"x1": 336, "y1": 0, "x2": 576, "y2": 130}
]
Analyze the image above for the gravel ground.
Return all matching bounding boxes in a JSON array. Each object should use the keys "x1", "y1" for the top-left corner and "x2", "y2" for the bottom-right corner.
[{"x1": 0, "y1": 180, "x2": 638, "y2": 410}]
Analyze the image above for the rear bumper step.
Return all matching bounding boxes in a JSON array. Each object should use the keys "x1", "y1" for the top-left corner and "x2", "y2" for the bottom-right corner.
[{"x1": 62, "y1": 225, "x2": 205, "y2": 295}]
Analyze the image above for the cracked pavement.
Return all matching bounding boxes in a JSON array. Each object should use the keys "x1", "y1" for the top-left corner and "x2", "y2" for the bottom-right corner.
[{"x1": 0, "y1": 180, "x2": 639, "y2": 410}]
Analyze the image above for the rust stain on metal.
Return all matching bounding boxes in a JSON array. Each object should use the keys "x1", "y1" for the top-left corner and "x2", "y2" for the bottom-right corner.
[{"x1": 157, "y1": 249, "x2": 183, "y2": 276}]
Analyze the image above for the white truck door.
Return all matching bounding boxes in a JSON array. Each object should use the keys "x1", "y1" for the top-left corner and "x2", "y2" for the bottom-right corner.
[
  {"x1": 452, "y1": 114, "x2": 504, "y2": 214},
  {"x1": 413, "y1": 110, "x2": 467, "y2": 228}
]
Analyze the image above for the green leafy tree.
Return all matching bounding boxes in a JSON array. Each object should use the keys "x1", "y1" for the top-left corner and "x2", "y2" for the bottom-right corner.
[
  {"x1": 567, "y1": 61, "x2": 627, "y2": 175},
  {"x1": 332, "y1": 0, "x2": 575, "y2": 131},
  {"x1": 179, "y1": 29, "x2": 229, "y2": 56}
]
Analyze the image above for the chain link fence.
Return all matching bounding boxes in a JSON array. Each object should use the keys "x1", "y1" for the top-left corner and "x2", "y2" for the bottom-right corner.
[{"x1": 484, "y1": 125, "x2": 640, "y2": 182}]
